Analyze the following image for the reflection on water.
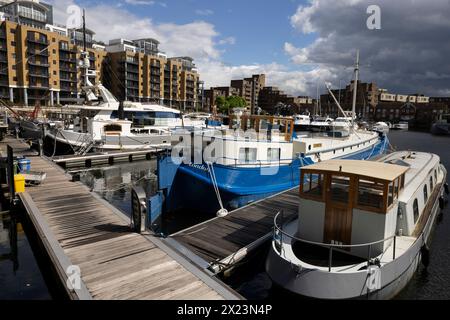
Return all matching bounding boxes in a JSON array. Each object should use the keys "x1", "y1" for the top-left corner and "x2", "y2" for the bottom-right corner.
[
  {"x1": 0, "y1": 213, "x2": 51, "y2": 300},
  {"x1": 78, "y1": 160, "x2": 158, "y2": 217},
  {"x1": 78, "y1": 160, "x2": 215, "y2": 235}
]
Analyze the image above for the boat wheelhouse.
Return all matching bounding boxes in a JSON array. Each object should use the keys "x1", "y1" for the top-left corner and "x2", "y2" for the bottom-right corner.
[{"x1": 266, "y1": 152, "x2": 448, "y2": 299}]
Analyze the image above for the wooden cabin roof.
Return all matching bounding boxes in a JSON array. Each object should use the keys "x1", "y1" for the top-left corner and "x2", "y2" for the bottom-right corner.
[{"x1": 303, "y1": 160, "x2": 409, "y2": 182}]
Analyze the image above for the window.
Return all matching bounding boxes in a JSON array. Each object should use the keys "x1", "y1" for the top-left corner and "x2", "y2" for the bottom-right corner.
[
  {"x1": 239, "y1": 148, "x2": 257, "y2": 163},
  {"x1": 330, "y1": 175, "x2": 350, "y2": 203},
  {"x1": 413, "y1": 199, "x2": 419, "y2": 223},
  {"x1": 388, "y1": 182, "x2": 394, "y2": 207},
  {"x1": 11, "y1": 41, "x2": 16, "y2": 46},
  {"x1": 267, "y1": 148, "x2": 280, "y2": 162},
  {"x1": 423, "y1": 185, "x2": 428, "y2": 203},
  {"x1": 430, "y1": 176, "x2": 434, "y2": 191},
  {"x1": 434, "y1": 170, "x2": 437, "y2": 182},
  {"x1": 303, "y1": 173, "x2": 324, "y2": 198},
  {"x1": 357, "y1": 179, "x2": 385, "y2": 210}
]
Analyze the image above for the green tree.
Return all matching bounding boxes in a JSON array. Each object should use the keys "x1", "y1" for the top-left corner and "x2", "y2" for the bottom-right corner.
[
  {"x1": 215, "y1": 96, "x2": 228, "y2": 113},
  {"x1": 226, "y1": 96, "x2": 247, "y2": 109}
]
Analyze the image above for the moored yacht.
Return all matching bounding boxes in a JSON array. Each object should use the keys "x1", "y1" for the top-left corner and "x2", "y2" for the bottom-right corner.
[
  {"x1": 310, "y1": 115, "x2": 333, "y2": 132},
  {"x1": 293, "y1": 114, "x2": 311, "y2": 131},
  {"x1": 266, "y1": 152, "x2": 448, "y2": 299},
  {"x1": 372, "y1": 122, "x2": 390, "y2": 135}
]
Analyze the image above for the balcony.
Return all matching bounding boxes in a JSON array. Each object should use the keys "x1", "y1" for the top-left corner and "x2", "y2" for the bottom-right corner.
[
  {"x1": 126, "y1": 74, "x2": 139, "y2": 81},
  {"x1": 125, "y1": 67, "x2": 139, "y2": 74},
  {"x1": 0, "y1": 70, "x2": 7, "y2": 76},
  {"x1": 60, "y1": 76, "x2": 77, "y2": 83},
  {"x1": 0, "y1": 45, "x2": 7, "y2": 52},
  {"x1": 151, "y1": 70, "x2": 160, "y2": 76},
  {"x1": 27, "y1": 37, "x2": 48, "y2": 45},
  {"x1": 29, "y1": 83, "x2": 49, "y2": 89},
  {"x1": 28, "y1": 59, "x2": 49, "y2": 67},
  {"x1": 60, "y1": 55, "x2": 77, "y2": 63},
  {"x1": 59, "y1": 46, "x2": 77, "y2": 53},
  {"x1": 126, "y1": 83, "x2": 139, "y2": 90},
  {"x1": 151, "y1": 77, "x2": 160, "y2": 83},
  {"x1": 27, "y1": 48, "x2": 49, "y2": 57},
  {"x1": 60, "y1": 66, "x2": 77, "y2": 72},
  {"x1": 29, "y1": 71, "x2": 49, "y2": 78},
  {"x1": 124, "y1": 59, "x2": 139, "y2": 66}
]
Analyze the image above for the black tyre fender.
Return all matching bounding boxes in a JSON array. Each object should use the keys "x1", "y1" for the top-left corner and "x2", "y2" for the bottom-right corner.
[{"x1": 421, "y1": 244, "x2": 430, "y2": 268}]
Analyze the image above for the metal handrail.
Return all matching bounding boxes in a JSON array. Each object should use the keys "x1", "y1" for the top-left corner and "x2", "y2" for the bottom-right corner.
[{"x1": 273, "y1": 211, "x2": 397, "y2": 272}]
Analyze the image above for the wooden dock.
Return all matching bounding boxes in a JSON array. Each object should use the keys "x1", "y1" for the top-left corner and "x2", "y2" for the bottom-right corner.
[
  {"x1": 52, "y1": 147, "x2": 169, "y2": 170},
  {"x1": 167, "y1": 189, "x2": 299, "y2": 274},
  {"x1": 1, "y1": 137, "x2": 240, "y2": 300}
]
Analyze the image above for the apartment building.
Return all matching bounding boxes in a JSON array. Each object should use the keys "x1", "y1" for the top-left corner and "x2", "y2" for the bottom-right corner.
[
  {"x1": 203, "y1": 86, "x2": 240, "y2": 111},
  {"x1": 230, "y1": 74, "x2": 265, "y2": 114},
  {"x1": 0, "y1": 1, "x2": 201, "y2": 109},
  {"x1": 0, "y1": 19, "x2": 106, "y2": 106},
  {"x1": 259, "y1": 86, "x2": 315, "y2": 114},
  {"x1": 105, "y1": 39, "x2": 200, "y2": 109}
]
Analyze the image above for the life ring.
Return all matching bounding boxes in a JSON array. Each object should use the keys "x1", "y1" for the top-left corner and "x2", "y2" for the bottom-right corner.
[{"x1": 421, "y1": 244, "x2": 430, "y2": 267}]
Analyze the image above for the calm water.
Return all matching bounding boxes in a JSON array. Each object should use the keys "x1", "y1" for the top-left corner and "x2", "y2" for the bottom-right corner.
[
  {"x1": 1, "y1": 130, "x2": 449, "y2": 299},
  {"x1": 0, "y1": 213, "x2": 51, "y2": 300}
]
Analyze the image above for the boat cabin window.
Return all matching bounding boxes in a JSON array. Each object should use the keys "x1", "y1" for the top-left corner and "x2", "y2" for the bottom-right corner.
[
  {"x1": 430, "y1": 176, "x2": 434, "y2": 191},
  {"x1": 434, "y1": 170, "x2": 437, "y2": 182},
  {"x1": 104, "y1": 124, "x2": 122, "y2": 133},
  {"x1": 357, "y1": 179, "x2": 385, "y2": 210},
  {"x1": 423, "y1": 185, "x2": 428, "y2": 203},
  {"x1": 413, "y1": 198, "x2": 419, "y2": 223},
  {"x1": 302, "y1": 173, "x2": 324, "y2": 198},
  {"x1": 239, "y1": 148, "x2": 257, "y2": 163},
  {"x1": 330, "y1": 176, "x2": 350, "y2": 203},
  {"x1": 267, "y1": 148, "x2": 281, "y2": 162},
  {"x1": 300, "y1": 167, "x2": 406, "y2": 214}
]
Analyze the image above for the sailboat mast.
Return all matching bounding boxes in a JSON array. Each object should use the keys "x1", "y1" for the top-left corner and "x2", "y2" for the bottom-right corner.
[
  {"x1": 83, "y1": 9, "x2": 87, "y2": 53},
  {"x1": 351, "y1": 50, "x2": 360, "y2": 126}
]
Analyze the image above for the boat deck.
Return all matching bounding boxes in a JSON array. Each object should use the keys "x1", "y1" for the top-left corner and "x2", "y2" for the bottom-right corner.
[{"x1": 168, "y1": 188, "x2": 299, "y2": 273}]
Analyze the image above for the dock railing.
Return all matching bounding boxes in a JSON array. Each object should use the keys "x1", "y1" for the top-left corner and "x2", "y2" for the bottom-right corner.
[{"x1": 273, "y1": 211, "x2": 397, "y2": 272}]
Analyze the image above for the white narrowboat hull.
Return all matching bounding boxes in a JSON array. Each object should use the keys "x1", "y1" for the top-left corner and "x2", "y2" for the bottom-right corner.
[{"x1": 266, "y1": 169, "x2": 446, "y2": 300}]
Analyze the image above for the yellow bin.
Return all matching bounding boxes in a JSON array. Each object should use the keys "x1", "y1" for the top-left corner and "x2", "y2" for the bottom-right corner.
[{"x1": 14, "y1": 174, "x2": 26, "y2": 193}]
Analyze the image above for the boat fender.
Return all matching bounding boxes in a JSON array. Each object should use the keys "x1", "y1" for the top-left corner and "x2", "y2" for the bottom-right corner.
[
  {"x1": 439, "y1": 196, "x2": 445, "y2": 210},
  {"x1": 421, "y1": 244, "x2": 430, "y2": 268},
  {"x1": 217, "y1": 208, "x2": 229, "y2": 218},
  {"x1": 445, "y1": 183, "x2": 449, "y2": 195}
]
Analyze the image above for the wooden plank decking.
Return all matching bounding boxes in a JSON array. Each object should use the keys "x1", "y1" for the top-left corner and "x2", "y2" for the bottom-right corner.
[
  {"x1": 170, "y1": 188, "x2": 299, "y2": 271},
  {"x1": 0, "y1": 137, "x2": 240, "y2": 300}
]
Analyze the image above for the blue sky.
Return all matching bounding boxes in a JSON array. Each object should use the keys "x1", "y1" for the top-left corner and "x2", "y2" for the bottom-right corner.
[
  {"x1": 51, "y1": 0, "x2": 450, "y2": 96},
  {"x1": 73, "y1": 0, "x2": 316, "y2": 67},
  {"x1": 119, "y1": 0, "x2": 313, "y2": 66}
]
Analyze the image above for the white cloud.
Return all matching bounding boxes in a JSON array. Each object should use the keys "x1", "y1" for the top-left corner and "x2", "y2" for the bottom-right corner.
[
  {"x1": 50, "y1": 0, "x2": 220, "y2": 60},
  {"x1": 195, "y1": 9, "x2": 214, "y2": 16},
  {"x1": 218, "y1": 37, "x2": 236, "y2": 46},
  {"x1": 124, "y1": 0, "x2": 155, "y2": 5},
  {"x1": 286, "y1": 0, "x2": 450, "y2": 96}
]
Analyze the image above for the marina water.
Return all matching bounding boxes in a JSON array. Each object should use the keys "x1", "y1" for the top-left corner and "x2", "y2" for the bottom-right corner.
[{"x1": 1, "y1": 131, "x2": 449, "y2": 299}]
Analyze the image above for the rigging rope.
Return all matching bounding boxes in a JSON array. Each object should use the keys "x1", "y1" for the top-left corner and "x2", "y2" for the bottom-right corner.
[{"x1": 206, "y1": 161, "x2": 229, "y2": 218}]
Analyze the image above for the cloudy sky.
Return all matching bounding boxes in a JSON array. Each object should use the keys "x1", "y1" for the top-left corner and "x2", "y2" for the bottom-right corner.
[{"x1": 48, "y1": 0, "x2": 450, "y2": 97}]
